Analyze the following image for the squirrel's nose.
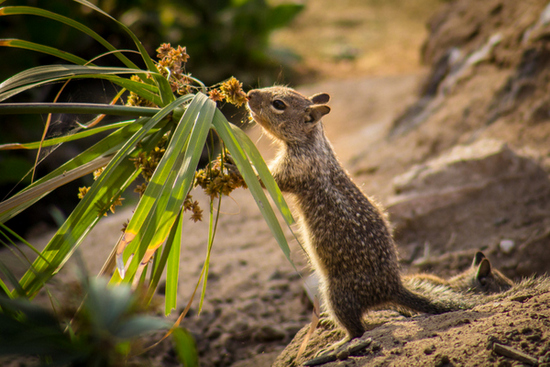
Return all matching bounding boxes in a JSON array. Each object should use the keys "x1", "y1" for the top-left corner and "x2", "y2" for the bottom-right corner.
[{"x1": 246, "y1": 90, "x2": 259, "y2": 101}]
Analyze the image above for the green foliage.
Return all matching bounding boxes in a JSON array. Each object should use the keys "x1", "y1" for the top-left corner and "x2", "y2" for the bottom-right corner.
[
  {"x1": 172, "y1": 0, "x2": 305, "y2": 83},
  {"x1": 0, "y1": 0, "x2": 297, "y2": 364},
  {"x1": 0, "y1": 276, "x2": 195, "y2": 366},
  {"x1": 0, "y1": 0, "x2": 304, "y2": 86}
]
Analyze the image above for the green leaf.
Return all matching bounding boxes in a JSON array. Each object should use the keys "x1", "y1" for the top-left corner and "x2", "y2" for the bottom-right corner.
[
  {"x1": 164, "y1": 210, "x2": 183, "y2": 315},
  {"x1": 72, "y1": 0, "x2": 175, "y2": 105},
  {"x1": 0, "y1": 155, "x2": 112, "y2": 224},
  {"x1": 145, "y1": 208, "x2": 180, "y2": 310},
  {"x1": 16, "y1": 96, "x2": 189, "y2": 298},
  {"x1": 115, "y1": 93, "x2": 214, "y2": 284},
  {"x1": 0, "y1": 38, "x2": 88, "y2": 65},
  {"x1": 228, "y1": 124, "x2": 294, "y2": 225},
  {"x1": 0, "y1": 64, "x2": 159, "y2": 103},
  {"x1": 266, "y1": 3, "x2": 305, "y2": 30},
  {"x1": 0, "y1": 120, "x2": 137, "y2": 151},
  {"x1": 0, "y1": 116, "x2": 153, "y2": 223},
  {"x1": 211, "y1": 111, "x2": 293, "y2": 262},
  {"x1": 85, "y1": 278, "x2": 134, "y2": 330},
  {"x1": 171, "y1": 327, "x2": 199, "y2": 367},
  {"x1": 114, "y1": 316, "x2": 169, "y2": 339},
  {"x1": 0, "y1": 6, "x2": 140, "y2": 70},
  {"x1": 0, "y1": 260, "x2": 20, "y2": 297},
  {"x1": 0, "y1": 103, "x2": 160, "y2": 118}
]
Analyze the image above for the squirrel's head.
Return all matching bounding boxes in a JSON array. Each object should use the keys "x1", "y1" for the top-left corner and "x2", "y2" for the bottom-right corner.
[
  {"x1": 247, "y1": 86, "x2": 331, "y2": 143},
  {"x1": 469, "y1": 251, "x2": 514, "y2": 294}
]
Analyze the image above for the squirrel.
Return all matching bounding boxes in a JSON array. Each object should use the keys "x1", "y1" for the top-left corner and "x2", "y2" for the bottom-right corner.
[
  {"x1": 246, "y1": 86, "x2": 465, "y2": 345},
  {"x1": 405, "y1": 251, "x2": 514, "y2": 295}
]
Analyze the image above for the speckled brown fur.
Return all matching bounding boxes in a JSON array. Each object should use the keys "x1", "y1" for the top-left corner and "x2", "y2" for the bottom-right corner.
[
  {"x1": 405, "y1": 251, "x2": 514, "y2": 295},
  {"x1": 247, "y1": 86, "x2": 461, "y2": 341}
]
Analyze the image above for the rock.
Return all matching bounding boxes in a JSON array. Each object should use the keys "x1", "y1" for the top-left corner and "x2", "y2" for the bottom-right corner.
[
  {"x1": 500, "y1": 239, "x2": 515, "y2": 254},
  {"x1": 388, "y1": 139, "x2": 540, "y2": 220},
  {"x1": 253, "y1": 325, "x2": 286, "y2": 342}
]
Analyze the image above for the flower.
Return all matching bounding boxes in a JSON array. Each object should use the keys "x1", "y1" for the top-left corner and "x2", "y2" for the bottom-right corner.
[
  {"x1": 208, "y1": 89, "x2": 224, "y2": 102},
  {"x1": 220, "y1": 77, "x2": 247, "y2": 107},
  {"x1": 78, "y1": 186, "x2": 89, "y2": 199},
  {"x1": 156, "y1": 43, "x2": 172, "y2": 59}
]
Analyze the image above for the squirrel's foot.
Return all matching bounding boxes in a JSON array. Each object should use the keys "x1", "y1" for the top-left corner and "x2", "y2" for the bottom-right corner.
[
  {"x1": 317, "y1": 312, "x2": 337, "y2": 329},
  {"x1": 303, "y1": 336, "x2": 374, "y2": 366},
  {"x1": 315, "y1": 336, "x2": 350, "y2": 357}
]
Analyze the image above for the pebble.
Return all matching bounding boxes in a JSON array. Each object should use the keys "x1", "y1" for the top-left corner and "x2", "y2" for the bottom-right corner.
[{"x1": 499, "y1": 239, "x2": 515, "y2": 254}]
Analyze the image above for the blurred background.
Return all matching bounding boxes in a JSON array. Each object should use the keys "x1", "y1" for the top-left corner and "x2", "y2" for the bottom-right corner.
[{"x1": 0, "y1": 0, "x2": 442, "y2": 236}]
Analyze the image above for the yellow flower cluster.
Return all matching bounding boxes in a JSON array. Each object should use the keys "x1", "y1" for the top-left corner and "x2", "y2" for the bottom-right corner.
[
  {"x1": 208, "y1": 77, "x2": 248, "y2": 107},
  {"x1": 131, "y1": 145, "x2": 167, "y2": 184},
  {"x1": 126, "y1": 75, "x2": 157, "y2": 108},
  {"x1": 184, "y1": 195, "x2": 203, "y2": 222},
  {"x1": 156, "y1": 43, "x2": 191, "y2": 95},
  {"x1": 195, "y1": 151, "x2": 247, "y2": 199},
  {"x1": 77, "y1": 168, "x2": 124, "y2": 216}
]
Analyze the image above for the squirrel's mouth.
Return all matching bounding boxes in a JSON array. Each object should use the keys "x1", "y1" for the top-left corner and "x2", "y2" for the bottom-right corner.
[{"x1": 248, "y1": 109, "x2": 274, "y2": 132}]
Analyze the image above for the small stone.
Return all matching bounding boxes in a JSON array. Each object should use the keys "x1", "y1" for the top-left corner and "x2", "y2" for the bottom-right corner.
[
  {"x1": 488, "y1": 335, "x2": 502, "y2": 350},
  {"x1": 499, "y1": 239, "x2": 515, "y2": 254},
  {"x1": 434, "y1": 354, "x2": 450, "y2": 367},
  {"x1": 424, "y1": 344, "x2": 437, "y2": 355},
  {"x1": 521, "y1": 327, "x2": 533, "y2": 335}
]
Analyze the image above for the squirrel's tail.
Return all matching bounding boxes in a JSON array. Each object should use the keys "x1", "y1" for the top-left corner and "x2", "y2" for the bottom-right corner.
[{"x1": 394, "y1": 285, "x2": 470, "y2": 314}]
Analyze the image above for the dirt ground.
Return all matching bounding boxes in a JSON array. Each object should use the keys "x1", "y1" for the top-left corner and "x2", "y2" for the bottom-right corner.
[{"x1": 3, "y1": 0, "x2": 550, "y2": 366}]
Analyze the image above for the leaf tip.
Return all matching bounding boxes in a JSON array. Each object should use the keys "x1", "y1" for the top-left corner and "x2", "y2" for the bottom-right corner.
[{"x1": 116, "y1": 254, "x2": 126, "y2": 279}]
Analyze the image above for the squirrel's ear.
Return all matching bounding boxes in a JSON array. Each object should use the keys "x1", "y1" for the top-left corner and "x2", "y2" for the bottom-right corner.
[
  {"x1": 472, "y1": 251, "x2": 486, "y2": 267},
  {"x1": 305, "y1": 105, "x2": 331, "y2": 124},
  {"x1": 476, "y1": 258, "x2": 492, "y2": 279},
  {"x1": 310, "y1": 93, "x2": 330, "y2": 104}
]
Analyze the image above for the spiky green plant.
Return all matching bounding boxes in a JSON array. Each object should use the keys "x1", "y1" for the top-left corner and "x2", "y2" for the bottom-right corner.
[{"x1": 0, "y1": 0, "x2": 294, "y2": 322}]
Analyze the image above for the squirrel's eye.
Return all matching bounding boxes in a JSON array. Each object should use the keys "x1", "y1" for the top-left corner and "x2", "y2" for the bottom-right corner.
[{"x1": 272, "y1": 100, "x2": 286, "y2": 111}]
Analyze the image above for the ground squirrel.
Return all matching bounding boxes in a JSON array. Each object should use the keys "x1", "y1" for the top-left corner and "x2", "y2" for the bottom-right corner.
[
  {"x1": 401, "y1": 252, "x2": 514, "y2": 317},
  {"x1": 406, "y1": 251, "x2": 513, "y2": 294},
  {"x1": 246, "y1": 86, "x2": 463, "y2": 343}
]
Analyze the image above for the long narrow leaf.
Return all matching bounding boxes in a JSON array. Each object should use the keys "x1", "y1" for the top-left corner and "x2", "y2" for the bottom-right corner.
[
  {"x1": 0, "y1": 121, "x2": 136, "y2": 150},
  {"x1": 115, "y1": 94, "x2": 214, "y2": 283},
  {"x1": 72, "y1": 0, "x2": 175, "y2": 105},
  {"x1": 0, "y1": 103, "x2": 159, "y2": 117},
  {"x1": 229, "y1": 124, "x2": 294, "y2": 225},
  {"x1": 113, "y1": 101, "x2": 200, "y2": 278},
  {"x1": 16, "y1": 96, "x2": 191, "y2": 297},
  {"x1": 0, "y1": 115, "x2": 156, "y2": 223},
  {"x1": 0, "y1": 6, "x2": 140, "y2": 70},
  {"x1": 0, "y1": 39, "x2": 88, "y2": 65},
  {"x1": 0, "y1": 64, "x2": 160, "y2": 103},
  {"x1": 212, "y1": 111, "x2": 292, "y2": 261},
  {"x1": 164, "y1": 210, "x2": 183, "y2": 315},
  {"x1": 198, "y1": 195, "x2": 222, "y2": 314},
  {"x1": 144, "y1": 208, "x2": 183, "y2": 314},
  {"x1": 0, "y1": 155, "x2": 112, "y2": 224}
]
